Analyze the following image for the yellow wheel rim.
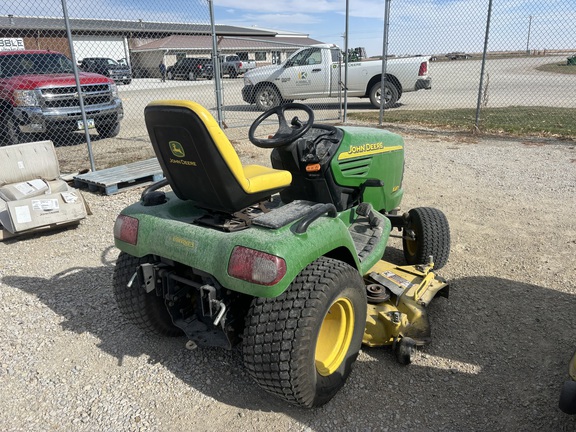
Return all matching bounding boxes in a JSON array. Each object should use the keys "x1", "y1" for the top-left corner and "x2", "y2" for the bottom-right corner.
[
  {"x1": 315, "y1": 297, "x2": 354, "y2": 377},
  {"x1": 405, "y1": 230, "x2": 418, "y2": 257}
]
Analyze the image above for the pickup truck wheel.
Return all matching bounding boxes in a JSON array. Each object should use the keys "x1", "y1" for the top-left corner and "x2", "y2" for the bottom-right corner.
[
  {"x1": 243, "y1": 256, "x2": 367, "y2": 408},
  {"x1": 188, "y1": 71, "x2": 196, "y2": 81},
  {"x1": 402, "y1": 207, "x2": 451, "y2": 270},
  {"x1": 167, "y1": 71, "x2": 174, "y2": 80},
  {"x1": 1, "y1": 114, "x2": 24, "y2": 146},
  {"x1": 230, "y1": 69, "x2": 238, "y2": 79},
  {"x1": 369, "y1": 81, "x2": 399, "y2": 109},
  {"x1": 96, "y1": 120, "x2": 121, "y2": 138},
  {"x1": 254, "y1": 85, "x2": 281, "y2": 111},
  {"x1": 113, "y1": 252, "x2": 183, "y2": 337}
]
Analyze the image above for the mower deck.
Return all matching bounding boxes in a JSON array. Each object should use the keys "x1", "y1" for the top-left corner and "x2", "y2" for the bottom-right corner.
[{"x1": 363, "y1": 260, "x2": 449, "y2": 352}]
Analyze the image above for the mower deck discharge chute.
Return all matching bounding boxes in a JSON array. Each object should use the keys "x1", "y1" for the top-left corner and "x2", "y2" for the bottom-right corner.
[{"x1": 113, "y1": 100, "x2": 451, "y2": 408}]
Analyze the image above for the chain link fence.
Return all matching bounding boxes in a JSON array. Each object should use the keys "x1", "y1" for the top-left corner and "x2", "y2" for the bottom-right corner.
[
  {"x1": 384, "y1": 0, "x2": 575, "y2": 113},
  {"x1": 0, "y1": 1, "x2": 574, "y2": 175}
]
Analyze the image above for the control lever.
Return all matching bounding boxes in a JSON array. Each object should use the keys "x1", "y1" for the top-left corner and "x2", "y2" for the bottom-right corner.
[{"x1": 291, "y1": 116, "x2": 302, "y2": 128}]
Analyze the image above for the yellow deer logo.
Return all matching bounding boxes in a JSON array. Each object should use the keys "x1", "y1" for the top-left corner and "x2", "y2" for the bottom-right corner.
[{"x1": 169, "y1": 141, "x2": 185, "y2": 158}]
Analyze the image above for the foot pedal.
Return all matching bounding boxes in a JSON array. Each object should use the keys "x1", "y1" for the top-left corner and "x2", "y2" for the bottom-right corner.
[{"x1": 356, "y1": 202, "x2": 372, "y2": 217}]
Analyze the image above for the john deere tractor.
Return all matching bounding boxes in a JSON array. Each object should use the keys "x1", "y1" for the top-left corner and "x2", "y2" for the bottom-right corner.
[{"x1": 113, "y1": 101, "x2": 450, "y2": 408}]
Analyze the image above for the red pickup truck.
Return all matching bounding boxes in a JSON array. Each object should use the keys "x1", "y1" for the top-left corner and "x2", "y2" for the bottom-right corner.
[{"x1": 0, "y1": 50, "x2": 124, "y2": 146}]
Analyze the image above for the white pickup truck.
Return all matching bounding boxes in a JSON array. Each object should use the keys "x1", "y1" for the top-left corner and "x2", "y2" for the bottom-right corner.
[
  {"x1": 242, "y1": 44, "x2": 431, "y2": 110},
  {"x1": 220, "y1": 55, "x2": 256, "y2": 78}
]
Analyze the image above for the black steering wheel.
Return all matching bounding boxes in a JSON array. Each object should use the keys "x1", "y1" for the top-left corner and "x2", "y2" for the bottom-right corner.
[{"x1": 248, "y1": 103, "x2": 314, "y2": 148}]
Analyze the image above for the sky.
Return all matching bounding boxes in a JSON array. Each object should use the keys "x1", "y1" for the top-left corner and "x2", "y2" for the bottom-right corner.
[{"x1": 1, "y1": 0, "x2": 575, "y2": 57}]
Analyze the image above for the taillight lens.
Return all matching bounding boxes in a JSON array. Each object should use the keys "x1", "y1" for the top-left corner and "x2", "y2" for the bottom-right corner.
[
  {"x1": 418, "y1": 61, "x2": 428, "y2": 76},
  {"x1": 114, "y1": 214, "x2": 139, "y2": 245},
  {"x1": 228, "y1": 246, "x2": 286, "y2": 286}
]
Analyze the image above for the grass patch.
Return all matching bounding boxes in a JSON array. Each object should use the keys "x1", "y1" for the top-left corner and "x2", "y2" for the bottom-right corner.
[
  {"x1": 536, "y1": 61, "x2": 576, "y2": 75},
  {"x1": 348, "y1": 106, "x2": 576, "y2": 140}
]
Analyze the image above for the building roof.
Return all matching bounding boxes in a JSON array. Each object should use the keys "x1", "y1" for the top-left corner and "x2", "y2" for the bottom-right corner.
[
  {"x1": 131, "y1": 34, "x2": 324, "y2": 53},
  {"x1": 0, "y1": 15, "x2": 278, "y2": 36}
]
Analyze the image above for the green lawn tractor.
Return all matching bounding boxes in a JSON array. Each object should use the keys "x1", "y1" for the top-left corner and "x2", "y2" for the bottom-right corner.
[
  {"x1": 559, "y1": 350, "x2": 576, "y2": 414},
  {"x1": 112, "y1": 101, "x2": 451, "y2": 408}
]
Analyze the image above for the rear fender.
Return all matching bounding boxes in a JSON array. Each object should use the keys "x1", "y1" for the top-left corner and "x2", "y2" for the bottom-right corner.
[{"x1": 114, "y1": 196, "x2": 390, "y2": 298}]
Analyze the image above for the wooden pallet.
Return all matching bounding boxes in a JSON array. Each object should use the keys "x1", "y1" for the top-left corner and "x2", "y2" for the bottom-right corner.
[{"x1": 73, "y1": 158, "x2": 164, "y2": 195}]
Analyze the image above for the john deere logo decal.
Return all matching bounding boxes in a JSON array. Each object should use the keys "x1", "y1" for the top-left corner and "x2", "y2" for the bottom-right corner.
[{"x1": 169, "y1": 141, "x2": 185, "y2": 158}]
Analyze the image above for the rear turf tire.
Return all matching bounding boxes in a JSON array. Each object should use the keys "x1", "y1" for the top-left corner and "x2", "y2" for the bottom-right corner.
[
  {"x1": 113, "y1": 252, "x2": 183, "y2": 337},
  {"x1": 402, "y1": 207, "x2": 451, "y2": 270},
  {"x1": 243, "y1": 256, "x2": 367, "y2": 408}
]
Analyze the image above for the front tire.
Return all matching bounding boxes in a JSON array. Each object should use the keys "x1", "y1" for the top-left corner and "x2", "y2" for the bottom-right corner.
[
  {"x1": 243, "y1": 257, "x2": 367, "y2": 408},
  {"x1": 402, "y1": 207, "x2": 451, "y2": 270},
  {"x1": 2, "y1": 113, "x2": 24, "y2": 146},
  {"x1": 113, "y1": 252, "x2": 183, "y2": 337},
  {"x1": 559, "y1": 380, "x2": 576, "y2": 414},
  {"x1": 96, "y1": 120, "x2": 121, "y2": 138},
  {"x1": 369, "y1": 81, "x2": 399, "y2": 109},
  {"x1": 254, "y1": 85, "x2": 281, "y2": 111}
]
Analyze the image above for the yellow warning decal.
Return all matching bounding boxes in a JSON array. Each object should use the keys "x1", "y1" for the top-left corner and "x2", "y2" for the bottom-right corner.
[
  {"x1": 171, "y1": 236, "x2": 196, "y2": 248},
  {"x1": 337, "y1": 143, "x2": 403, "y2": 160}
]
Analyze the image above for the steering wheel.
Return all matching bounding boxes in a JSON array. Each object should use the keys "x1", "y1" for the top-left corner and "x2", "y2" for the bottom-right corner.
[{"x1": 248, "y1": 103, "x2": 314, "y2": 148}]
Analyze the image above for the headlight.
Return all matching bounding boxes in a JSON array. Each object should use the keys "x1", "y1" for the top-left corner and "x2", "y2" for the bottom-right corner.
[
  {"x1": 13, "y1": 90, "x2": 39, "y2": 107},
  {"x1": 110, "y1": 83, "x2": 118, "y2": 97},
  {"x1": 108, "y1": 69, "x2": 115, "y2": 75}
]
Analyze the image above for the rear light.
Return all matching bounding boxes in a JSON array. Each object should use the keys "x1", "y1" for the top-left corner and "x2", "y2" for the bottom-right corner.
[
  {"x1": 228, "y1": 246, "x2": 287, "y2": 286},
  {"x1": 418, "y1": 61, "x2": 428, "y2": 76},
  {"x1": 114, "y1": 214, "x2": 139, "y2": 245},
  {"x1": 239, "y1": 61, "x2": 243, "y2": 68}
]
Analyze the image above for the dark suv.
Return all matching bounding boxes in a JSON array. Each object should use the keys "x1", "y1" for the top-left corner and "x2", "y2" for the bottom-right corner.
[
  {"x1": 80, "y1": 57, "x2": 132, "y2": 84},
  {"x1": 166, "y1": 58, "x2": 213, "y2": 81}
]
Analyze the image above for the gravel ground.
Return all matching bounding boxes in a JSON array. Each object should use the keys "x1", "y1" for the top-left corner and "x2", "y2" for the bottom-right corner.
[{"x1": 1, "y1": 128, "x2": 575, "y2": 432}]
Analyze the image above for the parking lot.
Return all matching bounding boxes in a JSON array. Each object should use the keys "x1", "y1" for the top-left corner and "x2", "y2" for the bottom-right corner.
[{"x1": 1, "y1": 54, "x2": 575, "y2": 431}]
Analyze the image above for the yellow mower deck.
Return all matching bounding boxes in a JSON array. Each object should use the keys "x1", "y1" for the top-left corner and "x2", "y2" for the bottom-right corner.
[{"x1": 363, "y1": 260, "x2": 449, "y2": 349}]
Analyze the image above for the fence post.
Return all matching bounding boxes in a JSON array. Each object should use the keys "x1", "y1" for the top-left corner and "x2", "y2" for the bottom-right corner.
[
  {"x1": 208, "y1": 0, "x2": 224, "y2": 127},
  {"x1": 61, "y1": 0, "x2": 96, "y2": 172},
  {"x1": 475, "y1": 0, "x2": 493, "y2": 132},
  {"x1": 378, "y1": 0, "x2": 392, "y2": 126},
  {"x1": 343, "y1": 0, "x2": 349, "y2": 123}
]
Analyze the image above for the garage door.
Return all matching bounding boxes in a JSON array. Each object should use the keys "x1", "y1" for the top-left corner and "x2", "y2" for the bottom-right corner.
[{"x1": 72, "y1": 36, "x2": 126, "y2": 62}]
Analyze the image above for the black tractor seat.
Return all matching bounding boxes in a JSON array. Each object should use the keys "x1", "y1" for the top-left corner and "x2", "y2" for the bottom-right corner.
[{"x1": 144, "y1": 100, "x2": 292, "y2": 214}]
